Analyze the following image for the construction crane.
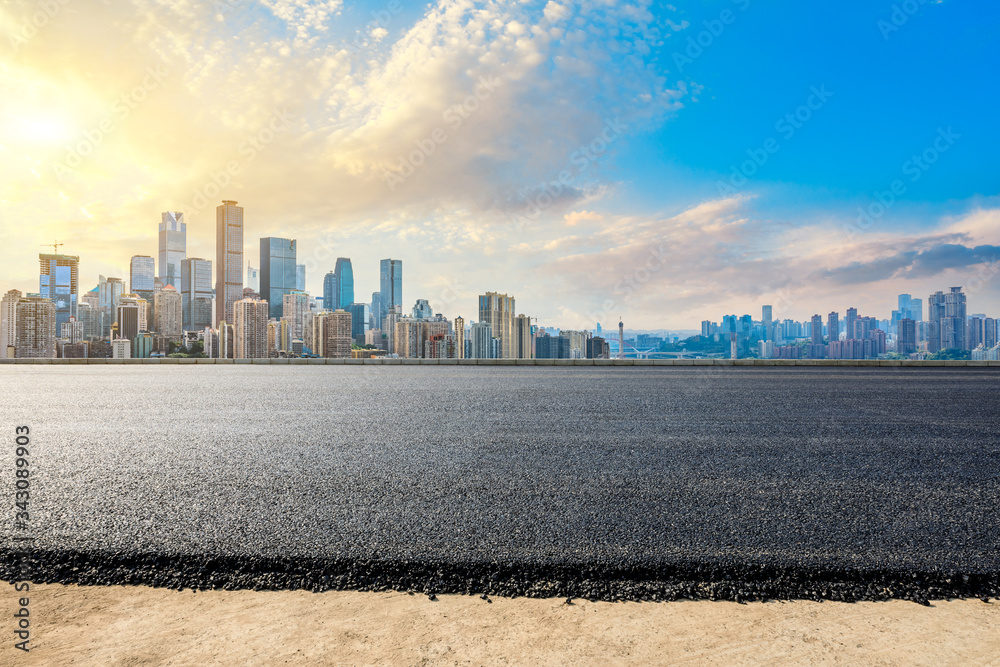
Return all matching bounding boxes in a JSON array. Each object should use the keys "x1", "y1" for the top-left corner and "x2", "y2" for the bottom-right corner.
[{"x1": 41, "y1": 240, "x2": 64, "y2": 254}]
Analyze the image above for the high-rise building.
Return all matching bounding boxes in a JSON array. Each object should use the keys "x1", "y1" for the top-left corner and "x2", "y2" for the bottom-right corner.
[
  {"x1": 247, "y1": 265, "x2": 259, "y2": 292},
  {"x1": 827, "y1": 312, "x2": 839, "y2": 343},
  {"x1": 762, "y1": 305, "x2": 773, "y2": 341},
  {"x1": 898, "y1": 318, "x2": 917, "y2": 355},
  {"x1": 154, "y1": 285, "x2": 183, "y2": 338},
  {"x1": 454, "y1": 316, "x2": 465, "y2": 359},
  {"x1": 116, "y1": 296, "x2": 140, "y2": 342},
  {"x1": 515, "y1": 314, "x2": 533, "y2": 359},
  {"x1": 130, "y1": 255, "x2": 155, "y2": 305},
  {"x1": 411, "y1": 299, "x2": 433, "y2": 319},
  {"x1": 381, "y1": 306, "x2": 402, "y2": 354},
  {"x1": 259, "y1": 237, "x2": 297, "y2": 320},
  {"x1": 181, "y1": 258, "x2": 214, "y2": 331},
  {"x1": 15, "y1": 294, "x2": 56, "y2": 358},
  {"x1": 349, "y1": 302, "x2": 369, "y2": 340},
  {"x1": 216, "y1": 200, "x2": 244, "y2": 326},
  {"x1": 333, "y1": 258, "x2": 355, "y2": 311},
  {"x1": 296, "y1": 264, "x2": 306, "y2": 292},
  {"x1": 282, "y1": 290, "x2": 310, "y2": 341},
  {"x1": 97, "y1": 276, "x2": 125, "y2": 339},
  {"x1": 470, "y1": 321, "x2": 493, "y2": 359},
  {"x1": 586, "y1": 336, "x2": 610, "y2": 359},
  {"x1": 1, "y1": 289, "x2": 22, "y2": 358},
  {"x1": 811, "y1": 314, "x2": 823, "y2": 345},
  {"x1": 908, "y1": 298, "x2": 923, "y2": 322},
  {"x1": 39, "y1": 252, "x2": 79, "y2": 331},
  {"x1": 323, "y1": 272, "x2": 335, "y2": 311},
  {"x1": 379, "y1": 259, "x2": 403, "y2": 325},
  {"x1": 370, "y1": 292, "x2": 382, "y2": 330},
  {"x1": 536, "y1": 334, "x2": 570, "y2": 359},
  {"x1": 159, "y1": 212, "x2": 186, "y2": 289},
  {"x1": 479, "y1": 292, "x2": 516, "y2": 359},
  {"x1": 967, "y1": 316, "x2": 985, "y2": 351},
  {"x1": 985, "y1": 318, "x2": 998, "y2": 349},
  {"x1": 942, "y1": 286, "x2": 967, "y2": 350},
  {"x1": 394, "y1": 317, "x2": 450, "y2": 358},
  {"x1": 844, "y1": 307, "x2": 858, "y2": 341},
  {"x1": 233, "y1": 298, "x2": 269, "y2": 359},
  {"x1": 312, "y1": 310, "x2": 352, "y2": 358}
]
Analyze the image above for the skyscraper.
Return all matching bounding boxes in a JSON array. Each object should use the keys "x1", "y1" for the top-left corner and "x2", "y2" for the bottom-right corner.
[
  {"x1": 282, "y1": 290, "x2": 310, "y2": 341},
  {"x1": 1, "y1": 289, "x2": 22, "y2": 358},
  {"x1": 98, "y1": 275, "x2": 125, "y2": 339},
  {"x1": 349, "y1": 302, "x2": 369, "y2": 340},
  {"x1": 827, "y1": 312, "x2": 839, "y2": 343},
  {"x1": 159, "y1": 212, "x2": 186, "y2": 289},
  {"x1": 370, "y1": 292, "x2": 382, "y2": 330},
  {"x1": 334, "y1": 257, "x2": 354, "y2": 310},
  {"x1": 15, "y1": 294, "x2": 56, "y2": 358},
  {"x1": 762, "y1": 305, "x2": 773, "y2": 341},
  {"x1": 942, "y1": 286, "x2": 967, "y2": 350},
  {"x1": 411, "y1": 298, "x2": 433, "y2": 319},
  {"x1": 247, "y1": 265, "x2": 259, "y2": 292},
  {"x1": 811, "y1": 314, "x2": 823, "y2": 345},
  {"x1": 470, "y1": 321, "x2": 493, "y2": 359},
  {"x1": 216, "y1": 201, "x2": 244, "y2": 326},
  {"x1": 155, "y1": 285, "x2": 183, "y2": 339},
  {"x1": 296, "y1": 264, "x2": 306, "y2": 292},
  {"x1": 454, "y1": 316, "x2": 465, "y2": 359},
  {"x1": 379, "y1": 259, "x2": 403, "y2": 325},
  {"x1": 323, "y1": 272, "x2": 336, "y2": 311},
  {"x1": 312, "y1": 310, "x2": 352, "y2": 358},
  {"x1": 181, "y1": 258, "x2": 213, "y2": 331},
  {"x1": 39, "y1": 252, "x2": 79, "y2": 331},
  {"x1": 515, "y1": 314, "x2": 533, "y2": 359},
  {"x1": 898, "y1": 318, "x2": 917, "y2": 355},
  {"x1": 116, "y1": 297, "x2": 140, "y2": 343},
  {"x1": 233, "y1": 298, "x2": 269, "y2": 359},
  {"x1": 479, "y1": 292, "x2": 516, "y2": 359},
  {"x1": 845, "y1": 307, "x2": 858, "y2": 341},
  {"x1": 130, "y1": 255, "x2": 155, "y2": 303},
  {"x1": 927, "y1": 291, "x2": 945, "y2": 352},
  {"x1": 260, "y1": 237, "x2": 297, "y2": 320}
]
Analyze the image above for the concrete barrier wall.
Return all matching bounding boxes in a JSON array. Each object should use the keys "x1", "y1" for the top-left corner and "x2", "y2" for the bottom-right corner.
[{"x1": 1, "y1": 358, "x2": 998, "y2": 367}]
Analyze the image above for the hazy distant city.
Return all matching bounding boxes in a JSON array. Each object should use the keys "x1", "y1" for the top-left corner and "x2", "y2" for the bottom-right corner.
[{"x1": 3, "y1": 201, "x2": 997, "y2": 363}]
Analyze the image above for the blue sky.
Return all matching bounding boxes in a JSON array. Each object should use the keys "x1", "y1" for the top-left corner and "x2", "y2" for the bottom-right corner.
[{"x1": 1, "y1": 0, "x2": 998, "y2": 329}]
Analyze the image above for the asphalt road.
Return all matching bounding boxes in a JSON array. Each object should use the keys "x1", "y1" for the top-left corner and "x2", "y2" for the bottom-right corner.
[{"x1": 2, "y1": 366, "x2": 998, "y2": 602}]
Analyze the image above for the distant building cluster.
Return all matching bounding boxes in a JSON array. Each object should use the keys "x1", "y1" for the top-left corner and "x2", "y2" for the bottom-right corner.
[
  {"x1": 9, "y1": 206, "x2": 994, "y2": 363},
  {"x1": 2, "y1": 202, "x2": 618, "y2": 361},
  {"x1": 701, "y1": 290, "x2": 999, "y2": 360}
]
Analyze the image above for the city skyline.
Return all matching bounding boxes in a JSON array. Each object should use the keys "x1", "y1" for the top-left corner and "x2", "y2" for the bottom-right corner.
[{"x1": 1, "y1": 2, "x2": 998, "y2": 328}]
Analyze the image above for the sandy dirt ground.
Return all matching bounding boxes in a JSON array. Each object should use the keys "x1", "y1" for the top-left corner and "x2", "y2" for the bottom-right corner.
[{"x1": 2, "y1": 584, "x2": 999, "y2": 666}]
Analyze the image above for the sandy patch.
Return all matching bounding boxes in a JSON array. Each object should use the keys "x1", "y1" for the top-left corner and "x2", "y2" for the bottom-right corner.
[{"x1": 2, "y1": 584, "x2": 999, "y2": 666}]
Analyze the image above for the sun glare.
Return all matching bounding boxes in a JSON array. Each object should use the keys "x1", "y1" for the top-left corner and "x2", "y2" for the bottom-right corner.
[{"x1": 17, "y1": 114, "x2": 74, "y2": 145}]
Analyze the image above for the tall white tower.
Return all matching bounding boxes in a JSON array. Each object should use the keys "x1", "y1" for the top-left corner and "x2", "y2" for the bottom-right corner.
[{"x1": 618, "y1": 319, "x2": 625, "y2": 360}]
